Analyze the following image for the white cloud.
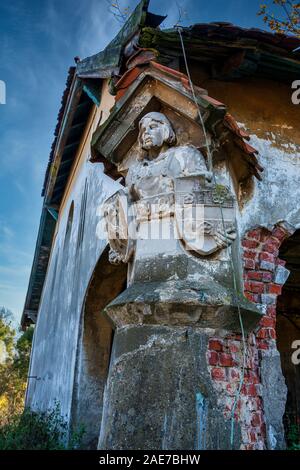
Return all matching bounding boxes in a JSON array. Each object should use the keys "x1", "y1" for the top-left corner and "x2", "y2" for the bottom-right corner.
[{"x1": 0, "y1": 223, "x2": 14, "y2": 240}]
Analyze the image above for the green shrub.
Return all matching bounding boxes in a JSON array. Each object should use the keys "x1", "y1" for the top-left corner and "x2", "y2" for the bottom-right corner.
[
  {"x1": 287, "y1": 424, "x2": 300, "y2": 451},
  {"x1": 0, "y1": 403, "x2": 84, "y2": 450}
]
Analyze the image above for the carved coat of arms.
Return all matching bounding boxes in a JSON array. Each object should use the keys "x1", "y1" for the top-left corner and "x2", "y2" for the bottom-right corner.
[{"x1": 102, "y1": 112, "x2": 236, "y2": 264}]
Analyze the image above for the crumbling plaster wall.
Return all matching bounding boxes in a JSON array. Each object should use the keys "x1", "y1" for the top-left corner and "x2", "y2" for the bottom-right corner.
[
  {"x1": 205, "y1": 77, "x2": 300, "y2": 232},
  {"x1": 26, "y1": 74, "x2": 300, "y2": 450},
  {"x1": 203, "y1": 77, "x2": 300, "y2": 449}
]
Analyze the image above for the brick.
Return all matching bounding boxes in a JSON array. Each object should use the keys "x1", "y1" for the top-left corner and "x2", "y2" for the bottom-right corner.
[
  {"x1": 208, "y1": 351, "x2": 219, "y2": 366},
  {"x1": 208, "y1": 339, "x2": 223, "y2": 352},
  {"x1": 251, "y1": 372, "x2": 260, "y2": 385},
  {"x1": 229, "y1": 367, "x2": 240, "y2": 382},
  {"x1": 246, "y1": 271, "x2": 263, "y2": 281},
  {"x1": 245, "y1": 355, "x2": 256, "y2": 370},
  {"x1": 246, "y1": 228, "x2": 261, "y2": 240},
  {"x1": 261, "y1": 293, "x2": 277, "y2": 305},
  {"x1": 267, "y1": 283, "x2": 282, "y2": 295},
  {"x1": 260, "y1": 229, "x2": 272, "y2": 243},
  {"x1": 262, "y1": 272, "x2": 273, "y2": 282},
  {"x1": 228, "y1": 341, "x2": 240, "y2": 353},
  {"x1": 219, "y1": 353, "x2": 234, "y2": 367},
  {"x1": 243, "y1": 371, "x2": 252, "y2": 383},
  {"x1": 244, "y1": 292, "x2": 261, "y2": 303},
  {"x1": 264, "y1": 247, "x2": 279, "y2": 257},
  {"x1": 251, "y1": 412, "x2": 262, "y2": 427},
  {"x1": 266, "y1": 305, "x2": 276, "y2": 317},
  {"x1": 276, "y1": 258, "x2": 286, "y2": 267},
  {"x1": 256, "y1": 328, "x2": 268, "y2": 339},
  {"x1": 244, "y1": 250, "x2": 257, "y2": 260},
  {"x1": 256, "y1": 396, "x2": 263, "y2": 409},
  {"x1": 260, "y1": 423, "x2": 266, "y2": 439},
  {"x1": 244, "y1": 370, "x2": 260, "y2": 384},
  {"x1": 259, "y1": 316, "x2": 275, "y2": 328},
  {"x1": 260, "y1": 261, "x2": 275, "y2": 272},
  {"x1": 268, "y1": 328, "x2": 276, "y2": 339},
  {"x1": 272, "y1": 227, "x2": 287, "y2": 241},
  {"x1": 244, "y1": 281, "x2": 265, "y2": 294},
  {"x1": 242, "y1": 239, "x2": 260, "y2": 249},
  {"x1": 260, "y1": 252, "x2": 275, "y2": 263},
  {"x1": 247, "y1": 384, "x2": 258, "y2": 397},
  {"x1": 232, "y1": 334, "x2": 242, "y2": 341},
  {"x1": 256, "y1": 339, "x2": 270, "y2": 350},
  {"x1": 262, "y1": 238, "x2": 280, "y2": 254},
  {"x1": 274, "y1": 265, "x2": 290, "y2": 285},
  {"x1": 244, "y1": 444, "x2": 255, "y2": 450},
  {"x1": 246, "y1": 229, "x2": 261, "y2": 241},
  {"x1": 257, "y1": 327, "x2": 276, "y2": 339},
  {"x1": 244, "y1": 259, "x2": 255, "y2": 269},
  {"x1": 211, "y1": 367, "x2": 226, "y2": 381}
]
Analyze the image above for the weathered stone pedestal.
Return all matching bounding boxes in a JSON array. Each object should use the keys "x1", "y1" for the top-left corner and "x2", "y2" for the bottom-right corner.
[
  {"x1": 97, "y1": 276, "x2": 262, "y2": 450},
  {"x1": 96, "y1": 111, "x2": 264, "y2": 450},
  {"x1": 98, "y1": 324, "x2": 242, "y2": 450}
]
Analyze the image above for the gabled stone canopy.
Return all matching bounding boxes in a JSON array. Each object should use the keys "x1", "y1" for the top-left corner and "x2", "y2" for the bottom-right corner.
[{"x1": 91, "y1": 61, "x2": 263, "y2": 184}]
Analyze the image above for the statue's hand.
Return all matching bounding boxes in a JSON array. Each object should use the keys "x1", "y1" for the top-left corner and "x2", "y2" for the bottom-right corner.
[
  {"x1": 109, "y1": 249, "x2": 123, "y2": 265},
  {"x1": 213, "y1": 226, "x2": 237, "y2": 249}
]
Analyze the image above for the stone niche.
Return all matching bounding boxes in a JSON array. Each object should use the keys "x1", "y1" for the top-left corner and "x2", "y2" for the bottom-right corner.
[
  {"x1": 91, "y1": 61, "x2": 262, "y2": 332},
  {"x1": 91, "y1": 62, "x2": 263, "y2": 450}
]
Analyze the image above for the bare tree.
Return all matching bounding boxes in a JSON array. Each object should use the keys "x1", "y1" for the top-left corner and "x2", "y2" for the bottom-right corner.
[
  {"x1": 258, "y1": 1, "x2": 300, "y2": 37},
  {"x1": 106, "y1": 0, "x2": 131, "y2": 24},
  {"x1": 174, "y1": 1, "x2": 190, "y2": 27}
]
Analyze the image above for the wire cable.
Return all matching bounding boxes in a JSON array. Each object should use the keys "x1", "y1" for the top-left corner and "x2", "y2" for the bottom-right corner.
[{"x1": 176, "y1": 26, "x2": 247, "y2": 449}]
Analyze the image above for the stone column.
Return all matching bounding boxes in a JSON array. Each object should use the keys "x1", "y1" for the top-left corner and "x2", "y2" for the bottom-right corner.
[
  {"x1": 98, "y1": 112, "x2": 262, "y2": 450},
  {"x1": 99, "y1": 324, "x2": 241, "y2": 450}
]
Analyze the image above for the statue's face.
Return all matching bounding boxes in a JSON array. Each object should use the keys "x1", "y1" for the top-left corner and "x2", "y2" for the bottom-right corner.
[{"x1": 139, "y1": 118, "x2": 165, "y2": 150}]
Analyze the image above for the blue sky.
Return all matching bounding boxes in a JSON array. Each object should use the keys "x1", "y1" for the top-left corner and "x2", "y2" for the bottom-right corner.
[{"x1": 0, "y1": 0, "x2": 274, "y2": 322}]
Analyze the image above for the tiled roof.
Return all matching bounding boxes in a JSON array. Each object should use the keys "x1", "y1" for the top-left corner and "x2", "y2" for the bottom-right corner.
[
  {"x1": 111, "y1": 61, "x2": 263, "y2": 180},
  {"x1": 42, "y1": 66, "x2": 75, "y2": 196}
]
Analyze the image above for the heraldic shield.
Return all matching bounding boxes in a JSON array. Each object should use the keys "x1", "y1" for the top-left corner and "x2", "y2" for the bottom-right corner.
[
  {"x1": 174, "y1": 176, "x2": 237, "y2": 256},
  {"x1": 103, "y1": 188, "x2": 134, "y2": 264}
]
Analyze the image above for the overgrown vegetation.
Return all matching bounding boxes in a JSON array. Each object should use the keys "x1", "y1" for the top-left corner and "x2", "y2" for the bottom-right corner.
[
  {"x1": 0, "y1": 404, "x2": 84, "y2": 450},
  {"x1": 0, "y1": 307, "x2": 33, "y2": 423},
  {"x1": 287, "y1": 423, "x2": 300, "y2": 450},
  {"x1": 0, "y1": 307, "x2": 85, "y2": 449}
]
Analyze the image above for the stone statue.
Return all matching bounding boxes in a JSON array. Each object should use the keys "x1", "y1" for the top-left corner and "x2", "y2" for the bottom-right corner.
[{"x1": 103, "y1": 112, "x2": 236, "y2": 264}]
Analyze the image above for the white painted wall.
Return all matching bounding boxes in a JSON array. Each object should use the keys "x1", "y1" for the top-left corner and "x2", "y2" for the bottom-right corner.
[{"x1": 26, "y1": 83, "x2": 121, "y2": 422}]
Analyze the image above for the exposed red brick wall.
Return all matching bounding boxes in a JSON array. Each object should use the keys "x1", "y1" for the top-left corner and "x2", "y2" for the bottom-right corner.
[{"x1": 206, "y1": 224, "x2": 290, "y2": 450}]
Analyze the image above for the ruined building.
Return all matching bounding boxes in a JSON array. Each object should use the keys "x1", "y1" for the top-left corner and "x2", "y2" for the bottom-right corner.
[{"x1": 22, "y1": 0, "x2": 300, "y2": 450}]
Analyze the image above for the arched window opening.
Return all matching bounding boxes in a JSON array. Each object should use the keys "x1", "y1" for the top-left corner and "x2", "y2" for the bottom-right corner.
[
  {"x1": 277, "y1": 229, "x2": 300, "y2": 447},
  {"x1": 70, "y1": 247, "x2": 127, "y2": 449}
]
